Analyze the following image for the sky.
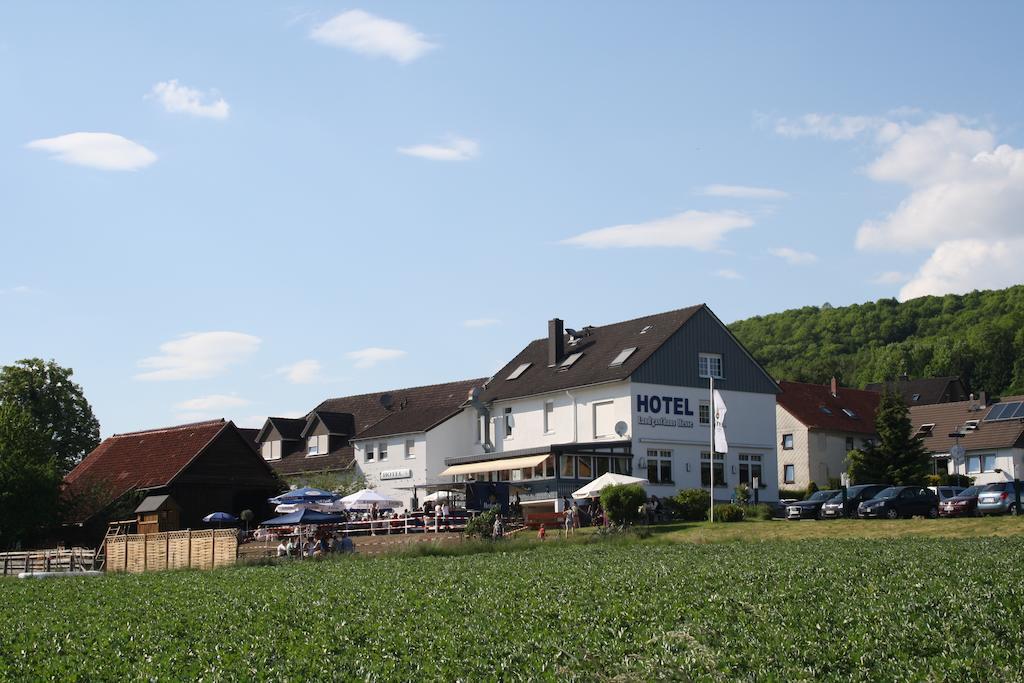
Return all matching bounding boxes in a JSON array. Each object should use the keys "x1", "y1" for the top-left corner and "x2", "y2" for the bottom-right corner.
[{"x1": 2, "y1": 2, "x2": 1024, "y2": 436}]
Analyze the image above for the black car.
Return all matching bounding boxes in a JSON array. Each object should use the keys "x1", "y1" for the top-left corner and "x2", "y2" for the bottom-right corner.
[
  {"x1": 785, "y1": 489, "x2": 839, "y2": 520},
  {"x1": 819, "y1": 484, "x2": 887, "y2": 519},
  {"x1": 858, "y1": 486, "x2": 940, "y2": 519}
]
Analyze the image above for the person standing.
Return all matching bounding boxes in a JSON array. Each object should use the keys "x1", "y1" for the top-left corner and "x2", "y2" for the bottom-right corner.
[
  {"x1": 537, "y1": 523, "x2": 546, "y2": 541},
  {"x1": 492, "y1": 513, "x2": 504, "y2": 540},
  {"x1": 564, "y1": 506, "x2": 575, "y2": 538},
  {"x1": 441, "y1": 501, "x2": 451, "y2": 531}
]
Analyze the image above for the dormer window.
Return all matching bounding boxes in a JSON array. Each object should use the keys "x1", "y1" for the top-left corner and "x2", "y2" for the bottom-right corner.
[
  {"x1": 917, "y1": 423, "x2": 935, "y2": 436},
  {"x1": 261, "y1": 440, "x2": 282, "y2": 461},
  {"x1": 307, "y1": 435, "x2": 328, "y2": 456},
  {"x1": 964, "y1": 420, "x2": 980, "y2": 431},
  {"x1": 507, "y1": 363, "x2": 531, "y2": 380}
]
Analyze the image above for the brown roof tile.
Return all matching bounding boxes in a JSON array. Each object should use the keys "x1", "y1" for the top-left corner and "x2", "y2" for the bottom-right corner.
[
  {"x1": 777, "y1": 381, "x2": 881, "y2": 435},
  {"x1": 911, "y1": 396, "x2": 1024, "y2": 453}
]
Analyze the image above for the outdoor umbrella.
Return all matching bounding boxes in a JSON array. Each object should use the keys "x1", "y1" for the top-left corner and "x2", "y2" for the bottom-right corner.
[
  {"x1": 273, "y1": 499, "x2": 346, "y2": 515},
  {"x1": 202, "y1": 511, "x2": 239, "y2": 523},
  {"x1": 269, "y1": 487, "x2": 341, "y2": 506},
  {"x1": 572, "y1": 472, "x2": 649, "y2": 499},
  {"x1": 259, "y1": 508, "x2": 344, "y2": 526},
  {"x1": 340, "y1": 488, "x2": 402, "y2": 510}
]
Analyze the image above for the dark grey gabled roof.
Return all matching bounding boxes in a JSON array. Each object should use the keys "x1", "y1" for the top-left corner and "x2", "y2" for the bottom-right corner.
[
  {"x1": 865, "y1": 376, "x2": 969, "y2": 406},
  {"x1": 478, "y1": 305, "x2": 704, "y2": 403}
]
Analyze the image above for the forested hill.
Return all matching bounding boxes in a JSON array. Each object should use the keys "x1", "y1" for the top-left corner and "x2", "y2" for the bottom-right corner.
[{"x1": 728, "y1": 285, "x2": 1024, "y2": 397}]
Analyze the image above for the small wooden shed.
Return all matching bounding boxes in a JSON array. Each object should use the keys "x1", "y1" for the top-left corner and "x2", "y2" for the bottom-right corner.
[{"x1": 135, "y1": 494, "x2": 182, "y2": 535}]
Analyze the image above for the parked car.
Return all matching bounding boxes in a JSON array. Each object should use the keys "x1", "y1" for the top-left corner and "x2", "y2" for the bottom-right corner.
[
  {"x1": 819, "y1": 484, "x2": 887, "y2": 519},
  {"x1": 928, "y1": 486, "x2": 965, "y2": 502},
  {"x1": 976, "y1": 481, "x2": 1023, "y2": 516},
  {"x1": 939, "y1": 485, "x2": 986, "y2": 517},
  {"x1": 785, "y1": 489, "x2": 840, "y2": 520},
  {"x1": 858, "y1": 486, "x2": 939, "y2": 519}
]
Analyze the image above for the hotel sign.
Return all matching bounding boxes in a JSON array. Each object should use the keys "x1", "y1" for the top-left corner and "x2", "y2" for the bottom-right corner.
[
  {"x1": 379, "y1": 468, "x2": 413, "y2": 481},
  {"x1": 635, "y1": 393, "x2": 695, "y2": 430}
]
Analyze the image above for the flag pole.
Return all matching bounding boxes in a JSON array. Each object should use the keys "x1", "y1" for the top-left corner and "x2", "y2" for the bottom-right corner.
[{"x1": 709, "y1": 375, "x2": 715, "y2": 523}]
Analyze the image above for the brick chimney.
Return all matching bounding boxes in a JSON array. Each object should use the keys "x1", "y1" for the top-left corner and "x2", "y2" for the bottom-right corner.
[
  {"x1": 548, "y1": 318, "x2": 565, "y2": 367},
  {"x1": 830, "y1": 376, "x2": 838, "y2": 398}
]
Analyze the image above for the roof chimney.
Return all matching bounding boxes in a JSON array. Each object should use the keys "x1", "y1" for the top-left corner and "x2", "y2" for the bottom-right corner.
[
  {"x1": 830, "y1": 376, "x2": 838, "y2": 398},
  {"x1": 978, "y1": 391, "x2": 987, "y2": 410},
  {"x1": 548, "y1": 318, "x2": 565, "y2": 367}
]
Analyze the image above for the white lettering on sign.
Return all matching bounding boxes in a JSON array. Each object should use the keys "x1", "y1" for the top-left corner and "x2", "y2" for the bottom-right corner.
[
  {"x1": 637, "y1": 415, "x2": 694, "y2": 429},
  {"x1": 379, "y1": 468, "x2": 412, "y2": 480}
]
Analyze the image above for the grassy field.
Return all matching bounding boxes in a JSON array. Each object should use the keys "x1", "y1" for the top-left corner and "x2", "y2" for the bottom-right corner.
[{"x1": 3, "y1": 527, "x2": 1024, "y2": 680}]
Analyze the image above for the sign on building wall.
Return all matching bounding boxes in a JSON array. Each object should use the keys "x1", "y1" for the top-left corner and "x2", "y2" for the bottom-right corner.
[
  {"x1": 379, "y1": 468, "x2": 413, "y2": 481},
  {"x1": 635, "y1": 393, "x2": 696, "y2": 430}
]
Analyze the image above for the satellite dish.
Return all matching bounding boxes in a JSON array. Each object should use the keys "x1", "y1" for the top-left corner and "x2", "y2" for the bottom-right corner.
[
  {"x1": 614, "y1": 421, "x2": 628, "y2": 437},
  {"x1": 379, "y1": 393, "x2": 394, "y2": 410}
]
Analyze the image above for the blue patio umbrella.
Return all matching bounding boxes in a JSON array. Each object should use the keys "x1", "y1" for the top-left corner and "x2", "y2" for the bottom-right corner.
[
  {"x1": 202, "y1": 511, "x2": 239, "y2": 523},
  {"x1": 268, "y1": 487, "x2": 341, "y2": 505},
  {"x1": 259, "y1": 508, "x2": 344, "y2": 527}
]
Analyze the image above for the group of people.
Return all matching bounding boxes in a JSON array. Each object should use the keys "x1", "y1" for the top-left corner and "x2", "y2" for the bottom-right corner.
[
  {"x1": 421, "y1": 500, "x2": 454, "y2": 532},
  {"x1": 276, "y1": 530, "x2": 354, "y2": 558}
]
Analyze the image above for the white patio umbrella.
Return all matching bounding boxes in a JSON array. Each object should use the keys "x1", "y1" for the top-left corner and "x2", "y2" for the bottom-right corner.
[
  {"x1": 423, "y1": 491, "x2": 453, "y2": 502},
  {"x1": 274, "y1": 499, "x2": 346, "y2": 515},
  {"x1": 572, "y1": 472, "x2": 649, "y2": 499},
  {"x1": 340, "y1": 488, "x2": 402, "y2": 510}
]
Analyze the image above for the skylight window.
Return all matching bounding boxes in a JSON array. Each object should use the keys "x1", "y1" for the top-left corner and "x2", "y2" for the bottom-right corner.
[
  {"x1": 609, "y1": 347, "x2": 637, "y2": 367},
  {"x1": 506, "y1": 363, "x2": 532, "y2": 380},
  {"x1": 917, "y1": 423, "x2": 935, "y2": 436},
  {"x1": 559, "y1": 352, "x2": 583, "y2": 370},
  {"x1": 912, "y1": 393, "x2": 921, "y2": 402},
  {"x1": 640, "y1": 325, "x2": 652, "y2": 334},
  {"x1": 842, "y1": 408, "x2": 858, "y2": 418},
  {"x1": 964, "y1": 420, "x2": 980, "y2": 431},
  {"x1": 819, "y1": 406, "x2": 833, "y2": 415}
]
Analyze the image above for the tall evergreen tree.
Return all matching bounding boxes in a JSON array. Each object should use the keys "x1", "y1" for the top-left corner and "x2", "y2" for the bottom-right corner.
[{"x1": 846, "y1": 390, "x2": 931, "y2": 485}]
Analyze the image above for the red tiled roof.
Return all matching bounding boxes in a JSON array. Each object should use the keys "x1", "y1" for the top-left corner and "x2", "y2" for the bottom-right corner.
[
  {"x1": 63, "y1": 419, "x2": 227, "y2": 520},
  {"x1": 777, "y1": 381, "x2": 881, "y2": 435}
]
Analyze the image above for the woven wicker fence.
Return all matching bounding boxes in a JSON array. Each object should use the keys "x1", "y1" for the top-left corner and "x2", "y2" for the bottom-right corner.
[{"x1": 106, "y1": 529, "x2": 237, "y2": 574}]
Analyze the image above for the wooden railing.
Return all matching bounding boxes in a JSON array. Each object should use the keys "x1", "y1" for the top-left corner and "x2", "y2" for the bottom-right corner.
[{"x1": 1, "y1": 548, "x2": 97, "y2": 576}]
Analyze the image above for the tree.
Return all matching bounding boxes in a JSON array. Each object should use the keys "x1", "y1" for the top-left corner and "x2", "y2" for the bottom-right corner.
[
  {"x1": 0, "y1": 359, "x2": 100, "y2": 474},
  {"x1": 600, "y1": 484, "x2": 647, "y2": 526},
  {"x1": 847, "y1": 391, "x2": 931, "y2": 485},
  {"x1": 0, "y1": 403, "x2": 63, "y2": 548}
]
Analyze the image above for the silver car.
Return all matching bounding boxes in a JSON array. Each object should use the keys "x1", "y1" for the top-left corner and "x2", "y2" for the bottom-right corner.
[{"x1": 976, "y1": 482, "x2": 1023, "y2": 515}]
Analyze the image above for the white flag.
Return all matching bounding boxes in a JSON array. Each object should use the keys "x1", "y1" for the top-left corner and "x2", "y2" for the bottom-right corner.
[{"x1": 713, "y1": 389, "x2": 728, "y2": 453}]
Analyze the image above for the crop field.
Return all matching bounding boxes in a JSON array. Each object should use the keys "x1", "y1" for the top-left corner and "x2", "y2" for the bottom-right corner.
[{"x1": 2, "y1": 537, "x2": 1024, "y2": 681}]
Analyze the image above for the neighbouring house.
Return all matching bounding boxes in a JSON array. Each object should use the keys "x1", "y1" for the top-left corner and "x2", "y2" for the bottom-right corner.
[
  {"x1": 255, "y1": 379, "x2": 485, "y2": 497},
  {"x1": 866, "y1": 375, "x2": 970, "y2": 406},
  {"x1": 435, "y1": 305, "x2": 781, "y2": 513},
  {"x1": 911, "y1": 394, "x2": 1024, "y2": 485},
  {"x1": 62, "y1": 419, "x2": 283, "y2": 542},
  {"x1": 776, "y1": 379, "x2": 881, "y2": 491}
]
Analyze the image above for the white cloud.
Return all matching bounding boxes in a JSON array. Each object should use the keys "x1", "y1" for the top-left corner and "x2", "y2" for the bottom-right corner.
[
  {"x1": 774, "y1": 113, "x2": 884, "y2": 140},
  {"x1": 26, "y1": 132, "x2": 157, "y2": 171},
  {"x1": 346, "y1": 347, "x2": 406, "y2": 369},
  {"x1": 1, "y1": 285, "x2": 31, "y2": 295},
  {"x1": 276, "y1": 359, "x2": 322, "y2": 384},
  {"x1": 769, "y1": 247, "x2": 818, "y2": 265},
  {"x1": 561, "y1": 210, "x2": 753, "y2": 250},
  {"x1": 463, "y1": 318, "x2": 500, "y2": 328},
  {"x1": 899, "y1": 238, "x2": 1024, "y2": 301},
  {"x1": 871, "y1": 271, "x2": 910, "y2": 285},
  {"x1": 715, "y1": 269, "x2": 742, "y2": 280},
  {"x1": 698, "y1": 184, "x2": 789, "y2": 200},
  {"x1": 136, "y1": 332, "x2": 261, "y2": 381},
  {"x1": 310, "y1": 9, "x2": 435, "y2": 63},
  {"x1": 398, "y1": 136, "x2": 479, "y2": 161},
  {"x1": 149, "y1": 80, "x2": 229, "y2": 119},
  {"x1": 175, "y1": 394, "x2": 251, "y2": 412}
]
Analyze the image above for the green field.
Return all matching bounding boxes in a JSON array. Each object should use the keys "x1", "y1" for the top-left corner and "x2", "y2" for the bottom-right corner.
[{"x1": 3, "y1": 532, "x2": 1024, "y2": 680}]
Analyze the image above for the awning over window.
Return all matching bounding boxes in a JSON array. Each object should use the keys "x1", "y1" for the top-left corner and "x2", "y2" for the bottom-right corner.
[{"x1": 440, "y1": 454, "x2": 549, "y2": 477}]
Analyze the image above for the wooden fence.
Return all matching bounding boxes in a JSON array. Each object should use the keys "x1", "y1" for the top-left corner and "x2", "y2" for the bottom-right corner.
[
  {"x1": 106, "y1": 529, "x2": 238, "y2": 574},
  {"x1": 1, "y1": 548, "x2": 96, "y2": 576}
]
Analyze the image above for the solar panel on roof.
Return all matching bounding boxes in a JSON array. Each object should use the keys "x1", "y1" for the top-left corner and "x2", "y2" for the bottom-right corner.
[
  {"x1": 1013, "y1": 403, "x2": 1024, "y2": 419},
  {"x1": 985, "y1": 402, "x2": 1022, "y2": 421}
]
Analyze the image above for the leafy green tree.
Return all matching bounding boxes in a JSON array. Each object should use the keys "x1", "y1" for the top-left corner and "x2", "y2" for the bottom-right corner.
[
  {"x1": 600, "y1": 484, "x2": 647, "y2": 526},
  {"x1": 0, "y1": 359, "x2": 100, "y2": 474},
  {"x1": 847, "y1": 391, "x2": 931, "y2": 485},
  {"x1": 0, "y1": 403, "x2": 63, "y2": 548}
]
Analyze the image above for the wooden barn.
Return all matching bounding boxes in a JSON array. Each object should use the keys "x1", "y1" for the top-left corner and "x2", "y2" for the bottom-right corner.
[{"x1": 62, "y1": 419, "x2": 283, "y2": 542}]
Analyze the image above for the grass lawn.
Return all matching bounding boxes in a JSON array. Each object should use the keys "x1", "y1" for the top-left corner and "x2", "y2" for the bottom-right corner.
[
  {"x1": 646, "y1": 514, "x2": 1024, "y2": 544},
  {"x1": 3, "y1": 523, "x2": 1024, "y2": 680}
]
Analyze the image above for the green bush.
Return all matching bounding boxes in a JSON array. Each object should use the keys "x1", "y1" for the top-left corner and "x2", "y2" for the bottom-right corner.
[
  {"x1": 601, "y1": 484, "x2": 647, "y2": 526},
  {"x1": 463, "y1": 508, "x2": 499, "y2": 539},
  {"x1": 670, "y1": 489, "x2": 711, "y2": 521},
  {"x1": 806, "y1": 481, "x2": 819, "y2": 495},
  {"x1": 734, "y1": 483, "x2": 750, "y2": 504},
  {"x1": 742, "y1": 503, "x2": 773, "y2": 521},
  {"x1": 778, "y1": 488, "x2": 805, "y2": 500},
  {"x1": 711, "y1": 503, "x2": 745, "y2": 522}
]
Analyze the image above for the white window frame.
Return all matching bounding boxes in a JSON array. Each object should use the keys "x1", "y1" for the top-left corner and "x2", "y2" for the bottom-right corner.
[
  {"x1": 593, "y1": 400, "x2": 616, "y2": 439},
  {"x1": 783, "y1": 464, "x2": 795, "y2": 484},
  {"x1": 699, "y1": 400, "x2": 710, "y2": 425},
  {"x1": 307, "y1": 434, "x2": 328, "y2": 456},
  {"x1": 378, "y1": 442, "x2": 388, "y2": 461},
  {"x1": 698, "y1": 352, "x2": 723, "y2": 379},
  {"x1": 782, "y1": 433, "x2": 794, "y2": 450},
  {"x1": 405, "y1": 439, "x2": 416, "y2": 459},
  {"x1": 365, "y1": 444, "x2": 375, "y2": 463},
  {"x1": 645, "y1": 449, "x2": 673, "y2": 484},
  {"x1": 543, "y1": 400, "x2": 555, "y2": 434},
  {"x1": 261, "y1": 440, "x2": 282, "y2": 461}
]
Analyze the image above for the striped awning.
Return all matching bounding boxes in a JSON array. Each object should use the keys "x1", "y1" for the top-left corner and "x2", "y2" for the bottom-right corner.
[{"x1": 439, "y1": 454, "x2": 549, "y2": 477}]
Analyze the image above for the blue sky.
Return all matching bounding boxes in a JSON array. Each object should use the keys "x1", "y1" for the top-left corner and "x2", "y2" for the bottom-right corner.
[{"x1": 3, "y1": 2, "x2": 1023, "y2": 435}]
